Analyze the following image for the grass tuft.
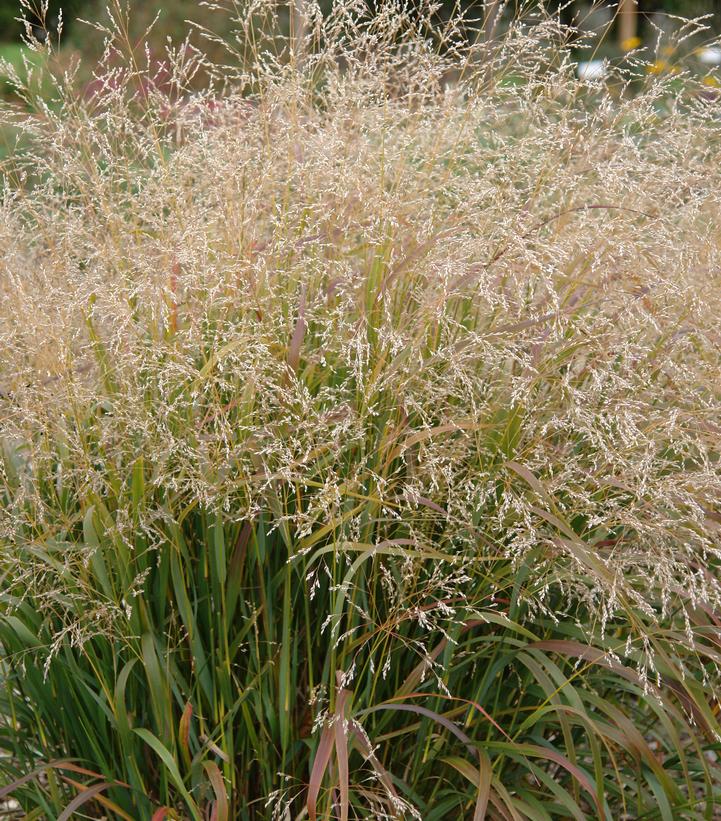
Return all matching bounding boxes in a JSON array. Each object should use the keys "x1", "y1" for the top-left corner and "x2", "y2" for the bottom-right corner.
[{"x1": 1, "y1": 1, "x2": 721, "y2": 818}]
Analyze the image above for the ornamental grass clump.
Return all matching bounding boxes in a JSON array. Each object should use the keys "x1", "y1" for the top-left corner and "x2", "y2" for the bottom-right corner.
[{"x1": 1, "y1": 1, "x2": 721, "y2": 818}]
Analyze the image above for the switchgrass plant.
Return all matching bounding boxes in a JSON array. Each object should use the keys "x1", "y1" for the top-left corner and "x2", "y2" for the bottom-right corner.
[{"x1": 1, "y1": 1, "x2": 721, "y2": 818}]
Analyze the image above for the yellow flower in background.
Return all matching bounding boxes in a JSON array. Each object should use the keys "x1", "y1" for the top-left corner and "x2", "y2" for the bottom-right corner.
[
  {"x1": 703, "y1": 75, "x2": 720, "y2": 87},
  {"x1": 646, "y1": 60, "x2": 679, "y2": 75},
  {"x1": 661, "y1": 45, "x2": 677, "y2": 58},
  {"x1": 622, "y1": 36, "x2": 642, "y2": 51}
]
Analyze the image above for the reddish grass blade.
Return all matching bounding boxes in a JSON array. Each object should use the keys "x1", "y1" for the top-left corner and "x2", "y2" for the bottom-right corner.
[
  {"x1": 57, "y1": 782, "x2": 116, "y2": 821},
  {"x1": 377, "y1": 691, "x2": 512, "y2": 743},
  {"x1": 0, "y1": 768, "x2": 55, "y2": 800},
  {"x1": 442, "y1": 754, "x2": 492, "y2": 821},
  {"x1": 0, "y1": 761, "x2": 128, "y2": 801},
  {"x1": 531, "y1": 640, "x2": 644, "y2": 687},
  {"x1": 179, "y1": 701, "x2": 193, "y2": 768},
  {"x1": 363, "y1": 703, "x2": 478, "y2": 757},
  {"x1": 167, "y1": 259, "x2": 180, "y2": 335},
  {"x1": 505, "y1": 460, "x2": 549, "y2": 501},
  {"x1": 475, "y1": 752, "x2": 492, "y2": 821},
  {"x1": 308, "y1": 682, "x2": 354, "y2": 821},
  {"x1": 334, "y1": 688, "x2": 352, "y2": 821},
  {"x1": 60, "y1": 776, "x2": 135, "y2": 821},
  {"x1": 492, "y1": 742, "x2": 604, "y2": 818},
  {"x1": 307, "y1": 722, "x2": 335, "y2": 821},
  {"x1": 203, "y1": 761, "x2": 229, "y2": 821}
]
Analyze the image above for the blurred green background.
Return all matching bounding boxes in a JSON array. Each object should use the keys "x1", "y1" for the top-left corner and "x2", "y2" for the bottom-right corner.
[
  {"x1": 1, "y1": 1, "x2": 720, "y2": 46},
  {"x1": 0, "y1": 0, "x2": 719, "y2": 106}
]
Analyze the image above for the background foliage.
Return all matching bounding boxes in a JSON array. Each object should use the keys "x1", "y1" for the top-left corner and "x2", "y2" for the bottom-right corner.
[{"x1": 1, "y1": 1, "x2": 721, "y2": 44}]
